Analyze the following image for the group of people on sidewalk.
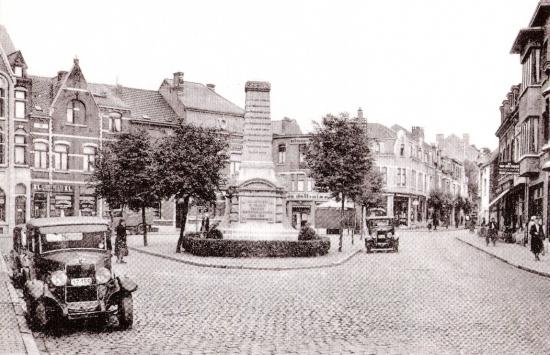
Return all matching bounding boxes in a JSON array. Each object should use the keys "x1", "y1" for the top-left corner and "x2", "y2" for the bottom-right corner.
[{"x1": 480, "y1": 215, "x2": 547, "y2": 261}]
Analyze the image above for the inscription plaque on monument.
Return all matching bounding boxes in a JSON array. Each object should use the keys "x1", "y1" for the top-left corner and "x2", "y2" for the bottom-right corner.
[{"x1": 240, "y1": 196, "x2": 275, "y2": 223}]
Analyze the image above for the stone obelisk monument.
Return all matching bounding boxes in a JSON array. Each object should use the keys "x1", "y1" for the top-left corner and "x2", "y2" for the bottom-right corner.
[{"x1": 220, "y1": 81, "x2": 297, "y2": 241}]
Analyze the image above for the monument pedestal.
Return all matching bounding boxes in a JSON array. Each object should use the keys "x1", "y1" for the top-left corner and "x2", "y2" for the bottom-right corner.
[{"x1": 220, "y1": 81, "x2": 297, "y2": 241}]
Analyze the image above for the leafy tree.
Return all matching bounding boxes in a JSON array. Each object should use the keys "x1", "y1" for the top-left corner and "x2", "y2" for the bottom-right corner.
[
  {"x1": 154, "y1": 123, "x2": 228, "y2": 253},
  {"x1": 464, "y1": 160, "x2": 479, "y2": 201},
  {"x1": 352, "y1": 168, "x2": 384, "y2": 240},
  {"x1": 306, "y1": 113, "x2": 374, "y2": 252},
  {"x1": 428, "y1": 188, "x2": 453, "y2": 225},
  {"x1": 90, "y1": 130, "x2": 160, "y2": 246}
]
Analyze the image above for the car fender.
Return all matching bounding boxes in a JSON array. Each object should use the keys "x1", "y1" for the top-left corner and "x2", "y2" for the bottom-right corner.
[{"x1": 24, "y1": 280, "x2": 64, "y2": 312}]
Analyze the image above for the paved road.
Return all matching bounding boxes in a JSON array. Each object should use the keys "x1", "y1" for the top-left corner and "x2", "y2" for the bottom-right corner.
[{"x1": 27, "y1": 231, "x2": 550, "y2": 354}]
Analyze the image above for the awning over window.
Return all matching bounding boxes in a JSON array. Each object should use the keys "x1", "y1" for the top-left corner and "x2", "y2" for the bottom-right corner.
[
  {"x1": 488, "y1": 188, "x2": 511, "y2": 208},
  {"x1": 542, "y1": 160, "x2": 550, "y2": 171}
]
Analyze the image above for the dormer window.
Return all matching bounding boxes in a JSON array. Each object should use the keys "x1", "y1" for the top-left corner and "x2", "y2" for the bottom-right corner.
[
  {"x1": 67, "y1": 100, "x2": 85, "y2": 124},
  {"x1": 14, "y1": 66, "x2": 23, "y2": 77}
]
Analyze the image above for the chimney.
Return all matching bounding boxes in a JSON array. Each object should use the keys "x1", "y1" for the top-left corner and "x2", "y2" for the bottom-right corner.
[
  {"x1": 206, "y1": 83, "x2": 216, "y2": 91},
  {"x1": 57, "y1": 70, "x2": 68, "y2": 81},
  {"x1": 173, "y1": 72, "x2": 184, "y2": 95},
  {"x1": 411, "y1": 126, "x2": 425, "y2": 141},
  {"x1": 357, "y1": 107, "x2": 364, "y2": 120}
]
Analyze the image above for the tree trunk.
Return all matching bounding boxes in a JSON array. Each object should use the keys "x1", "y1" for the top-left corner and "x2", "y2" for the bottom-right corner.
[
  {"x1": 360, "y1": 205, "x2": 364, "y2": 240},
  {"x1": 142, "y1": 205, "x2": 148, "y2": 247},
  {"x1": 339, "y1": 195, "x2": 345, "y2": 252},
  {"x1": 176, "y1": 196, "x2": 190, "y2": 253}
]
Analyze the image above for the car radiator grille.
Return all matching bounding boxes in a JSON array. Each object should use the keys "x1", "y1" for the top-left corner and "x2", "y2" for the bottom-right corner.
[
  {"x1": 66, "y1": 286, "x2": 98, "y2": 302},
  {"x1": 65, "y1": 264, "x2": 98, "y2": 302}
]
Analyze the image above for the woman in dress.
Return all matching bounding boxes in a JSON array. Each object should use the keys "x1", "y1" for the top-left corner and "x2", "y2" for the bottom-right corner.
[{"x1": 115, "y1": 219, "x2": 128, "y2": 263}]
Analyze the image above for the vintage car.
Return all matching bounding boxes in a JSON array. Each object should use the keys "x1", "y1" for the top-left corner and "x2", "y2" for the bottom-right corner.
[
  {"x1": 10, "y1": 217, "x2": 137, "y2": 330},
  {"x1": 365, "y1": 216, "x2": 399, "y2": 253}
]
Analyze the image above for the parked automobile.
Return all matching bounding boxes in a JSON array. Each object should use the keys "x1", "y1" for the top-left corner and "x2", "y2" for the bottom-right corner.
[
  {"x1": 365, "y1": 216, "x2": 399, "y2": 253},
  {"x1": 10, "y1": 217, "x2": 137, "y2": 330}
]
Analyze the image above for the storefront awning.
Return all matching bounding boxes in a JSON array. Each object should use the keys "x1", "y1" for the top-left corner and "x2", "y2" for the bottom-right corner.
[
  {"x1": 488, "y1": 188, "x2": 511, "y2": 208},
  {"x1": 542, "y1": 160, "x2": 550, "y2": 171}
]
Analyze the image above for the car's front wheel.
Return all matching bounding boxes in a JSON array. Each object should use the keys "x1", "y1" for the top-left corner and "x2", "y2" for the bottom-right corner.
[{"x1": 117, "y1": 294, "x2": 134, "y2": 330}]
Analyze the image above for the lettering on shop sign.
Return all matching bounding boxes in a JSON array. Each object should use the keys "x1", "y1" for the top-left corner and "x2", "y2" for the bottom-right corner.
[
  {"x1": 289, "y1": 138, "x2": 310, "y2": 144},
  {"x1": 240, "y1": 196, "x2": 275, "y2": 223},
  {"x1": 498, "y1": 162, "x2": 519, "y2": 175},
  {"x1": 32, "y1": 184, "x2": 74, "y2": 193},
  {"x1": 287, "y1": 192, "x2": 331, "y2": 201}
]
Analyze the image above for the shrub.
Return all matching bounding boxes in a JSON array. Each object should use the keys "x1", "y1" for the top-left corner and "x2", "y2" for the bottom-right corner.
[
  {"x1": 206, "y1": 228, "x2": 223, "y2": 239},
  {"x1": 181, "y1": 237, "x2": 330, "y2": 257},
  {"x1": 298, "y1": 226, "x2": 319, "y2": 241}
]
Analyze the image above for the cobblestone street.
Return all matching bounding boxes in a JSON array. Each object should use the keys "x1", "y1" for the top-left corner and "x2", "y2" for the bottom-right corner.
[{"x1": 24, "y1": 230, "x2": 550, "y2": 354}]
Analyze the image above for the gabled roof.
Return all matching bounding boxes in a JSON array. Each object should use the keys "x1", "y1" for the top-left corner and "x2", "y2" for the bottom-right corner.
[
  {"x1": 530, "y1": 0, "x2": 550, "y2": 27},
  {"x1": 30, "y1": 76, "x2": 179, "y2": 124},
  {"x1": 368, "y1": 122, "x2": 396, "y2": 139},
  {"x1": 163, "y1": 79, "x2": 244, "y2": 116},
  {"x1": 0, "y1": 25, "x2": 16, "y2": 56}
]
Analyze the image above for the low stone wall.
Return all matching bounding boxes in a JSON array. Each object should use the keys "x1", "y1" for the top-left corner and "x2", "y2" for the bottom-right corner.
[{"x1": 181, "y1": 236, "x2": 331, "y2": 258}]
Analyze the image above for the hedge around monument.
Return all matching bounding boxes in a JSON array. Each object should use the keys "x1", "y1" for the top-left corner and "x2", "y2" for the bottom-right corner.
[{"x1": 181, "y1": 236, "x2": 331, "y2": 258}]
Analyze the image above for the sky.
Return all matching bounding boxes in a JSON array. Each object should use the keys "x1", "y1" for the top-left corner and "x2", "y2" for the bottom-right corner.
[{"x1": 0, "y1": 0, "x2": 541, "y2": 150}]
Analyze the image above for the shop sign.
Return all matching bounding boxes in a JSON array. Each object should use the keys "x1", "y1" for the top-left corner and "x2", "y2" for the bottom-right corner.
[
  {"x1": 286, "y1": 192, "x2": 330, "y2": 201},
  {"x1": 79, "y1": 201, "x2": 95, "y2": 210},
  {"x1": 55, "y1": 200, "x2": 71, "y2": 209},
  {"x1": 32, "y1": 184, "x2": 74, "y2": 193},
  {"x1": 289, "y1": 138, "x2": 310, "y2": 145},
  {"x1": 498, "y1": 162, "x2": 519, "y2": 175}
]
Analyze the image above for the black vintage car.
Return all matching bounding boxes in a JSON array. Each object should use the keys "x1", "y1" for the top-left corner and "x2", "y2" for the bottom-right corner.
[
  {"x1": 10, "y1": 217, "x2": 137, "y2": 330},
  {"x1": 365, "y1": 216, "x2": 399, "y2": 253}
]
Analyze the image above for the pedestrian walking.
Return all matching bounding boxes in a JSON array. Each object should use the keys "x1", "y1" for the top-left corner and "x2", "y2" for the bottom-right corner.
[
  {"x1": 433, "y1": 214, "x2": 439, "y2": 231},
  {"x1": 487, "y1": 217, "x2": 497, "y2": 246},
  {"x1": 530, "y1": 216, "x2": 544, "y2": 261},
  {"x1": 115, "y1": 219, "x2": 128, "y2": 264}
]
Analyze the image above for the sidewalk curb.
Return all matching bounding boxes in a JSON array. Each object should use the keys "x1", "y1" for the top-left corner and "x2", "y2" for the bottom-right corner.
[
  {"x1": 455, "y1": 237, "x2": 550, "y2": 279},
  {"x1": 128, "y1": 246, "x2": 362, "y2": 271},
  {"x1": 0, "y1": 252, "x2": 41, "y2": 355}
]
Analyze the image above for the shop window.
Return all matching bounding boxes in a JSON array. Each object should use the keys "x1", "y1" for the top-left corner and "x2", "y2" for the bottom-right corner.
[
  {"x1": 0, "y1": 188, "x2": 5, "y2": 221},
  {"x1": 79, "y1": 196, "x2": 97, "y2": 216},
  {"x1": 278, "y1": 144, "x2": 286, "y2": 164},
  {"x1": 33, "y1": 142, "x2": 48, "y2": 169},
  {"x1": 15, "y1": 195, "x2": 26, "y2": 225},
  {"x1": 14, "y1": 134, "x2": 26, "y2": 164},
  {"x1": 14, "y1": 89, "x2": 26, "y2": 119},
  {"x1": 54, "y1": 144, "x2": 69, "y2": 170},
  {"x1": 32, "y1": 193, "x2": 47, "y2": 218},
  {"x1": 83, "y1": 146, "x2": 96, "y2": 172},
  {"x1": 51, "y1": 194, "x2": 74, "y2": 217},
  {"x1": 109, "y1": 113, "x2": 122, "y2": 132},
  {"x1": 67, "y1": 100, "x2": 85, "y2": 124}
]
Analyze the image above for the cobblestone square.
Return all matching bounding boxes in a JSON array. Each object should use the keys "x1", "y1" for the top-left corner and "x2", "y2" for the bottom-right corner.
[{"x1": 13, "y1": 230, "x2": 550, "y2": 355}]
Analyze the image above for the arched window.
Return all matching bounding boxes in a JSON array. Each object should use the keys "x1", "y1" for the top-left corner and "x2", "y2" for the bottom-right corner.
[
  {"x1": 67, "y1": 100, "x2": 85, "y2": 124},
  {"x1": 54, "y1": 144, "x2": 69, "y2": 170},
  {"x1": 33, "y1": 142, "x2": 48, "y2": 169},
  {"x1": 15, "y1": 195, "x2": 26, "y2": 225},
  {"x1": 14, "y1": 132, "x2": 26, "y2": 164},
  {"x1": 109, "y1": 112, "x2": 122, "y2": 132},
  {"x1": 83, "y1": 146, "x2": 96, "y2": 172}
]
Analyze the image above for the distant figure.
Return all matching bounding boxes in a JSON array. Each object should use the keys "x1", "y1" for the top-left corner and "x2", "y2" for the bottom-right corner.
[
  {"x1": 115, "y1": 219, "x2": 128, "y2": 264},
  {"x1": 530, "y1": 216, "x2": 544, "y2": 261},
  {"x1": 487, "y1": 218, "x2": 497, "y2": 246},
  {"x1": 433, "y1": 214, "x2": 439, "y2": 231},
  {"x1": 480, "y1": 217, "x2": 486, "y2": 227},
  {"x1": 200, "y1": 213, "x2": 210, "y2": 233}
]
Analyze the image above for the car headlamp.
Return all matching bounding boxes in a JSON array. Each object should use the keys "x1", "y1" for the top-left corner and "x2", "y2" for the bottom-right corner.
[
  {"x1": 95, "y1": 267, "x2": 111, "y2": 284},
  {"x1": 50, "y1": 270, "x2": 68, "y2": 287}
]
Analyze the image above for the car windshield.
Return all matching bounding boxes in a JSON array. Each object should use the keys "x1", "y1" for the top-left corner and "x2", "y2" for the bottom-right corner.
[
  {"x1": 372, "y1": 220, "x2": 390, "y2": 227},
  {"x1": 38, "y1": 224, "x2": 108, "y2": 252}
]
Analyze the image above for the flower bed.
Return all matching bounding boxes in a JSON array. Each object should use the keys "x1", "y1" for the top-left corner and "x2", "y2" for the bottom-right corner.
[{"x1": 181, "y1": 236, "x2": 331, "y2": 258}]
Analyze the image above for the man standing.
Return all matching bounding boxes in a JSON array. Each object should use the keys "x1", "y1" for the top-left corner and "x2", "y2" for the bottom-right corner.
[{"x1": 487, "y1": 217, "x2": 497, "y2": 246}]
